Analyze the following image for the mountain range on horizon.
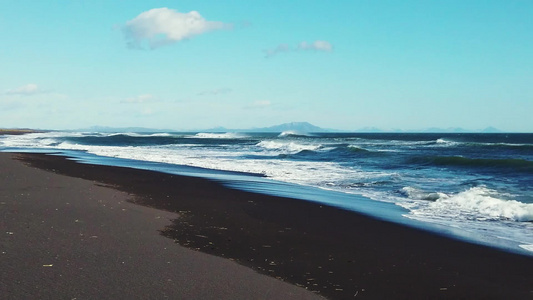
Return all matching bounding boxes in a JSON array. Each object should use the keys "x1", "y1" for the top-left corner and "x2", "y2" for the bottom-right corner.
[{"x1": 77, "y1": 122, "x2": 505, "y2": 133}]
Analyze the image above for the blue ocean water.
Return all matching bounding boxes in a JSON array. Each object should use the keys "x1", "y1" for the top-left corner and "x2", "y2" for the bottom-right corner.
[{"x1": 1, "y1": 131, "x2": 532, "y2": 255}]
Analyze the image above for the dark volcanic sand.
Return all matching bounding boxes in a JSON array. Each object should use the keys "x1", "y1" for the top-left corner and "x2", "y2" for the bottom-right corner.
[
  {"x1": 0, "y1": 153, "x2": 321, "y2": 300},
  {"x1": 3, "y1": 152, "x2": 533, "y2": 299},
  {"x1": 0, "y1": 129, "x2": 42, "y2": 135}
]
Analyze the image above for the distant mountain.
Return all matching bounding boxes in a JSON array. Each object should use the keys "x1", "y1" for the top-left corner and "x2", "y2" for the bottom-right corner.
[
  {"x1": 79, "y1": 122, "x2": 332, "y2": 133},
  {"x1": 78, "y1": 124, "x2": 504, "y2": 134},
  {"x1": 420, "y1": 127, "x2": 469, "y2": 133},
  {"x1": 481, "y1": 126, "x2": 502, "y2": 133},
  {"x1": 249, "y1": 122, "x2": 330, "y2": 133},
  {"x1": 203, "y1": 122, "x2": 332, "y2": 133}
]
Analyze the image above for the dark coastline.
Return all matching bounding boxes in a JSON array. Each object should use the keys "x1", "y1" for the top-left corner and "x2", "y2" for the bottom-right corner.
[
  {"x1": 0, "y1": 129, "x2": 44, "y2": 135},
  {"x1": 5, "y1": 152, "x2": 533, "y2": 299}
]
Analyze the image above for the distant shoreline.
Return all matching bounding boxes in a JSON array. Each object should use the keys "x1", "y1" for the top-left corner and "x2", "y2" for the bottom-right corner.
[{"x1": 0, "y1": 129, "x2": 45, "y2": 135}]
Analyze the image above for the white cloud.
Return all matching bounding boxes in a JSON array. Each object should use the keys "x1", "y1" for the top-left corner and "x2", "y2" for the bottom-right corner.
[
  {"x1": 5, "y1": 84, "x2": 42, "y2": 96},
  {"x1": 244, "y1": 100, "x2": 271, "y2": 109},
  {"x1": 264, "y1": 44, "x2": 290, "y2": 58},
  {"x1": 121, "y1": 94, "x2": 156, "y2": 103},
  {"x1": 297, "y1": 40, "x2": 333, "y2": 52},
  {"x1": 265, "y1": 40, "x2": 333, "y2": 58},
  {"x1": 123, "y1": 8, "x2": 231, "y2": 49},
  {"x1": 197, "y1": 88, "x2": 232, "y2": 96}
]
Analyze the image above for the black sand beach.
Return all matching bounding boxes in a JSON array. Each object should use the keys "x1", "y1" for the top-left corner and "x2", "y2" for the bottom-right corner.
[
  {"x1": 1, "y1": 152, "x2": 532, "y2": 299},
  {"x1": 0, "y1": 153, "x2": 321, "y2": 300}
]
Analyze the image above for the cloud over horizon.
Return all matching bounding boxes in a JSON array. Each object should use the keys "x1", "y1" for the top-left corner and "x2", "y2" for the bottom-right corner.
[
  {"x1": 297, "y1": 40, "x2": 333, "y2": 52},
  {"x1": 123, "y1": 8, "x2": 231, "y2": 49},
  {"x1": 121, "y1": 94, "x2": 156, "y2": 103},
  {"x1": 4, "y1": 84, "x2": 43, "y2": 96},
  {"x1": 265, "y1": 40, "x2": 333, "y2": 58},
  {"x1": 197, "y1": 88, "x2": 233, "y2": 96}
]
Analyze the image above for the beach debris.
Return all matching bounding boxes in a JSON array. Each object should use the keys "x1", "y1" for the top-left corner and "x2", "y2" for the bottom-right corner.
[
  {"x1": 6, "y1": 232, "x2": 14, "y2": 235},
  {"x1": 195, "y1": 234, "x2": 208, "y2": 238},
  {"x1": 440, "y1": 287, "x2": 448, "y2": 291},
  {"x1": 42, "y1": 264, "x2": 53, "y2": 267}
]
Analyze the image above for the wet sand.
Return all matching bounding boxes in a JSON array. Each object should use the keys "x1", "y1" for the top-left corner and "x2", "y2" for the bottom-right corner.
[{"x1": 2, "y1": 152, "x2": 532, "y2": 299}]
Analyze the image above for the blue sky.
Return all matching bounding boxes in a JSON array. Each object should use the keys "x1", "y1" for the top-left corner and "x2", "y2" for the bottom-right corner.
[{"x1": 1, "y1": 0, "x2": 532, "y2": 132}]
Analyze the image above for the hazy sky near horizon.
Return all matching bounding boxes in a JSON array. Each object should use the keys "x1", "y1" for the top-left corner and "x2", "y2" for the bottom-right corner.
[{"x1": 1, "y1": 0, "x2": 532, "y2": 132}]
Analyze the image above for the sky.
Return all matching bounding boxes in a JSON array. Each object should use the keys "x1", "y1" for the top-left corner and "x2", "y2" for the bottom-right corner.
[{"x1": 1, "y1": 0, "x2": 532, "y2": 132}]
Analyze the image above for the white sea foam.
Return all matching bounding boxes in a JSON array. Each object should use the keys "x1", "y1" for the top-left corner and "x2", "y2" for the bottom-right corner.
[
  {"x1": 434, "y1": 138, "x2": 460, "y2": 147},
  {"x1": 0, "y1": 131, "x2": 78, "y2": 148},
  {"x1": 400, "y1": 187, "x2": 446, "y2": 201},
  {"x1": 278, "y1": 130, "x2": 312, "y2": 137},
  {"x1": 108, "y1": 132, "x2": 174, "y2": 137},
  {"x1": 519, "y1": 244, "x2": 533, "y2": 252},
  {"x1": 400, "y1": 186, "x2": 533, "y2": 222},
  {"x1": 396, "y1": 186, "x2": 533, "y2": 252},
  {"x1": 256, "y1": 141, "x2": 321, "y2": 153}
]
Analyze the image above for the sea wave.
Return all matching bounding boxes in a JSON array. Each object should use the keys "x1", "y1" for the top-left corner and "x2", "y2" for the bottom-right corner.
[
  {"x1": 431, "y1": 138, "x2": 533, "y2": 151},
  {"x1": 347, "y1": 145, "x2": 371, "y2": 153},
  {"x1": 107, "y1": 132, "x2": 175, "y2": 138},
  {"x1": 464, "y1": 142, "x2": 533, "y2": 151},
  {"x1": 435, "y1": 138, "x2": 460, "y2": 146},
  {"x1": 400, "y1": 187, "x2": 446, "y2": 201},
  {"x1": 409, "y1": 155, "x2": 533, "y2": 172},
  {"x1": 192, "y1": 132, "x2": 249, "y2": 139},
  {"x1": 278, "y1": 131, "x2": 313, "y2": 138},
  {"x1": 324, "y1": 145, "x2": 391, "y2": 158},
  {"x1": 65, "y1": 134, "x2": 180, "y2": 146},
  {"x1": 256, "y1": 140, "x2": 321, "y2": 153},
  {"x1": 400, "y1": 186, "x2": 533, "y2": 222}
]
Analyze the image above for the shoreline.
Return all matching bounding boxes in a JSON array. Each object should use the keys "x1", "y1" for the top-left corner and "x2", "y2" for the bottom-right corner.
[
  {"x1": 4, "y1": 152, "x2": 533, "y2": 299},
  {"x1": 0, "y1": 129, "x2": 45, "y2": 135}
]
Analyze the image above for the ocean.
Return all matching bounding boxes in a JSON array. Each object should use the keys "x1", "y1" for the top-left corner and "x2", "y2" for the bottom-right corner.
[{"x1": 1, "y1": 131, "x2": 532, "y2": 255}]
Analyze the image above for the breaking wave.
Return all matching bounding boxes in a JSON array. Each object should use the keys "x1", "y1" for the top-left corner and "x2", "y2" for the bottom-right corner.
[
  {"x1": 400, "y1": 186, "x2": 533, "y2": 222},
  {"x1": 192, "y1": 132, "x2": 249, "y2": 139},
  {"x1": 256, "y1": 140, "x2": 321, "y2": 153},
  {"x1": 278, "y1": 131, "x2": 314, "y2": 138}
]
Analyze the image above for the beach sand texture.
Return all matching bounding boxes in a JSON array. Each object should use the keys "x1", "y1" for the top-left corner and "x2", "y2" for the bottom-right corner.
[
  {"x1": 0, "y1": 153, "x2": 321, "y2": 300},
  {"x1": 1, "y1": 152, "x2": 532, "y2": 299}
]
